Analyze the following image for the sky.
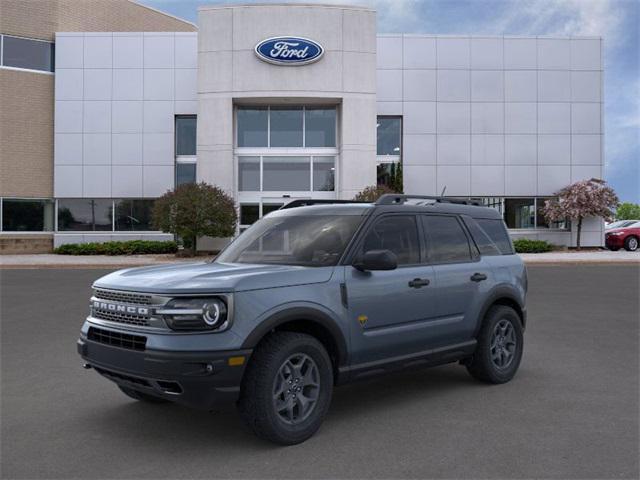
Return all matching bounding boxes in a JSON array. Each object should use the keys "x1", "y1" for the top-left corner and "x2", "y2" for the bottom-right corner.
[{"x1": 141, "y1": 0, "x2": 639, "y2": 203}]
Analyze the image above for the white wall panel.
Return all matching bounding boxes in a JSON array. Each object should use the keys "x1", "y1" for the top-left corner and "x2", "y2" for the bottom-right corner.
[
  {"x1": 437, "y1": 70, "x2": 470, "y2": 101},
  {"x1": 538, "y1": 165, "x2": 570, "y2": 195},
  {"x1": 437, "y1": 103, "x2": 470, "y2": 134},
  {"x1": 437, "y1": 135, "x2": 470, "y2": 164},
  {"x1": 571, "y1": 103, "x2": 601, "y2": 134},
  {"x1": 112, "y1": 101, "x2": 143, "y2": 133},
  {"x1": 505, "y1": 165, "x2": 536, "y2": 195},
  {"x1": 143, "y1": 133, "x2": 174, "y2": 165},
  {"x1": 505, "y1": 71, "x2": 536, "y2": 102},
  {"x1": 470, "y1": 38, "x2": 503, "y2": 69},
  {"x1": 505, "y1": 103, "x2": 536, "y2": 134},
  {"x1": 144, "y1": 69, "x2": 174, "y2": 100},
  {"x1": 537, "y1": 39, "x2": 570, "y2": 69},
  {"x1": 83, "y1": 69, "x2": 111, "y2": 100},
  {"x1": 83, "y1": 101, "x2": 111, "y2": 133},
  {"x1": 143, "y1": 35, "x2": 174, "y2": 68},
  {"x1": 471, "y1": 165, "x2": 504, "y2": 195},
  {"x1": 538, "y1": 103, "x2": 570, "y2": 134},
  {"x1": 55, "y1": 134, "x2": 83, "y2": 165},
  {"x1": 471, "y1": 71, "x2": 503, "y2": 101},
  {"x1": 403, "y1": 70, "x2": 436, "y2": 101},
  {"x1": 55, "y1": 35, "x2": 84, "y2": 68},
  {"x1": 538, "y1": 135, "x2": 570, "y2": 165},
  {"x1": 403, "y1": 165, "x2": 437, "y2": 195},
  {"x1": 112, "y1": 69, "x2": 143, "y2": 100},
  {"x1": 471, "y1": 103, "x2": 503, "y2": 134},
  {"x1": 377, "y1": 36, "x2": 403, "y2": 69},
  {"x1": 571, "y1": 71, "x2": 601, "y2": 102},
  {"x1": 505, "y1": 135, "x2": 537, "y2": 165},
  {"x1": 504, "y1": 38, "x2": 536, "y2": 69},
  {"x1": 437, "y1": 165, "x2": 470, "y2": 196},
  {"x1": 403, "y1": 134, "x2": 436, "y2": 165},
  {"x1": 571, "y1": 135, "x2": 601, "y2": 165},
  {"x1": 571, "y1": 39, "x2": 602, "y2": 70},
  {"x1": 112, "y1": 165, "x2": 143, "y2": 197},
  {"x1": 376, "y1": 70, "x2": 403, "y2": 102},
  {"x1": 402, "y1": 36, "x2": 436, "y2": 69},
  {"x1": 56, "y1": 69, "x2": 83, "y2": 100},
  {"x1": 83, "y1": 36, "x2": 112, "y2": 69},
  {"x1": 83, "y1": 165, "x2": 111, "y2": 197},
  {"x1": 83, "y1": 133, "x2": 111, "y2": 165},
  {"x1": 112, "y1": 134, "x2": 143, "y2": 165},
  {"x1": 143, "y1": 165, "x2": 174, "y2": 197},
  {"x1": 436, "y1": 38, "x2": 470, "y2": 69},
  {"x1": 471, "y1": 135, "x2": 504, "y2": 165},
  {"x1": 538, "y1": 70, "x2": 570, "y2": 101},
  {"x1": 113, "y1": 35, "x2": 143, "y2": 68}
]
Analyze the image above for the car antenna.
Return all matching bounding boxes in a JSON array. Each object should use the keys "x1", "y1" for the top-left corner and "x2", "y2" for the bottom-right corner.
[{"x1": 440, "y1": 186, "x2": 447, "y2": 197}]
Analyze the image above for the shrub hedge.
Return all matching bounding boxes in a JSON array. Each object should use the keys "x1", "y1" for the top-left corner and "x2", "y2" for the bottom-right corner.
[
  {"x1": 54, "y1": 240, "x2": 178, "y2": 256},
  {"x1": 513, "y1": 238, "x2": 554, "y2": 254}
]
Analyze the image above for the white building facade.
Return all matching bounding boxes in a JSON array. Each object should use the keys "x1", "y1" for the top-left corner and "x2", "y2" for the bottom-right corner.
[{"x1": 51, "y1": 3, "x2": 604, "y2": 248}]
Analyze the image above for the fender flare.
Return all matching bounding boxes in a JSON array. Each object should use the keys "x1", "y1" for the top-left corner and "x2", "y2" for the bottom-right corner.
[
  {"x1": 241, "y1": 306, "x2": 349, "y2": 366},
  {"x1": 474, "y1": 285, "x2": 526, "y2": 335}
]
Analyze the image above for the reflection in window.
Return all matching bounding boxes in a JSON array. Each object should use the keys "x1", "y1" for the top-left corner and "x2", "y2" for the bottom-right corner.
[
  {"x1": 176, "y1": 163, "x2": 196, "y2": 186},
  {"x1": 423, "y1": 215, "x2": 472, "y2": 263},
  {"x1": 362, "y1": 216, "x2": 420, "y2": 265},
  {"x1": 238, "y1": 156, "x2": 260, "y2": 191},
  {"x1": 175, "y1": 116, "x2": 196, "y2": 156},
  {"x1": 2, "y1": 199, "x2": 54, "y2": 231},
  {"x1": 313, "y1": 157, "x2": 335, "y2": 191},
  {"x1": 262, "y1": 204, "x2": 283, "y2": 216},
  {"x1": 240, "y1": 204, "x2": 259, "y2": 226},
  {"x1": 305, "y1": 108, "x2": 336, "y2": 147},
  {"x1": 1, "y1": 35, "x2": 54, "y2": 72},
  {"x1": 263, "y1": 156, "x2": 310, "y2": 191},
  {"x1": 114, "y1": 199, "x2": 155, "y2": 231},
  {"x1": 270, "y1": 107, "x2": 303, "y2": 147},
  {"x1": 504, "y1": 198, "x2": 535, "y2": 229},
  {"x1": 377, "y1": 117, "x2": 401, "y2": 156},
  {"x1": 237, "y1": 107, "x2": 268, "y2": 147},
  {"x1": 536, "y1": 197, "x2": 568, "y2": 229},
  {"x1": 57, "y1": 199, "x2": 111, "y2": 231}
]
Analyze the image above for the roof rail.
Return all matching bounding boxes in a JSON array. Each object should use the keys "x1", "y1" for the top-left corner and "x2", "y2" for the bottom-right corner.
[
  {"x1": 280, "y1": 199, "x2": 367, "y2": 210},
  {"x1": 375, "y1": 194, "x2": 481, "y2": 206}
]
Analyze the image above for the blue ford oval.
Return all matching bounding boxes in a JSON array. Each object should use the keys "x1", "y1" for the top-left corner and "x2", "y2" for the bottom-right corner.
[{"x1": 255, "y1": 37, "x2": 324, "y2": 65}]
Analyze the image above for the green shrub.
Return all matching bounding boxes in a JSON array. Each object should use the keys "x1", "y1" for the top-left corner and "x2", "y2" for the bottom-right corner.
[
  {"x1": 54, "y1": 240, "x2": 178, "y2": 256},
  {"x1": 513, "y1": 238, "x2": 554, "y2": 254}
]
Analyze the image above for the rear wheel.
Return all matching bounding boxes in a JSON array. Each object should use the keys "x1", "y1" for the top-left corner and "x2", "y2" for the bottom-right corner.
[
  {"x1": 466, "y1": 306, "x2": 523, "y2": 384},
  {"x1": 118, "y1": 385, "x2": 169, "y2": 403},
  {"x1": 238, "y1": 331, "x2": 333, "y2": 445},
  {"x1": 624, "y1": 236, "x2": 638, "y2": 251}
]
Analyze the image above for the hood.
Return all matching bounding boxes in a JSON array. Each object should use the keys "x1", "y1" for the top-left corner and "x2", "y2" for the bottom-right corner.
[{"x1": 93, "y1": 261, "x2": 335, "y2": 294}]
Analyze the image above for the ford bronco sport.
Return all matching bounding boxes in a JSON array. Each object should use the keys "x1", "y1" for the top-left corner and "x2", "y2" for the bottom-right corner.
[{"x1": 78, "y1": 194, "x2": 527, "y2": 445}]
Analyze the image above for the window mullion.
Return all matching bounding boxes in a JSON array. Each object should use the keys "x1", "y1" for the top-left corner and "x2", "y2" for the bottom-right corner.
[
  {"x1": 267, "y1": 106, "x2": 271, "y2": 148},
  {"x1": 302, "y1": 106, "x2": 306, "y2": 148}
]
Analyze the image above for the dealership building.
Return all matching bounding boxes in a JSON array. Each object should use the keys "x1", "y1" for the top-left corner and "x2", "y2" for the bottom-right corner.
[{"x1": 0, "y1": 1, "x2": 605, "y2": 252}]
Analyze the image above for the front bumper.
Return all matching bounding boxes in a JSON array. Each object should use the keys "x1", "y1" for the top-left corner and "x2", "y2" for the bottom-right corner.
[
  {"x1": 78, "y1": 334, "x2": 252, "y2": 410},
  {"x1": 605, "y1": 235, "x2": 624, "y2": 248}
]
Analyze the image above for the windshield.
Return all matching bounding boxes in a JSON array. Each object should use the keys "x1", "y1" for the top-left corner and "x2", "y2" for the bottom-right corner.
[
  {"x1": 607, "y1": 220, "x2": 636, "y2": 229},
  {"x1": 216, "y1": 214, "x2": 364, "y2": 267}
]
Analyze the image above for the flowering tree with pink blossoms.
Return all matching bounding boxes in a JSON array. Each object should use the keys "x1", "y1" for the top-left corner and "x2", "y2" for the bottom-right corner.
[{"x1": 543, "y1": 178, "x2": 619, "y2": 250}]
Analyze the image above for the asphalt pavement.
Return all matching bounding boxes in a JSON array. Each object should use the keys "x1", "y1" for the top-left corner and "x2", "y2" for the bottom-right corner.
[{"x1": 1, "y1": 266, "x2": 638, "y2": 479}]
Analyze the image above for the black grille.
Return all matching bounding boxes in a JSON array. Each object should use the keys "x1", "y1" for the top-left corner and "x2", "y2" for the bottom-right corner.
[
  {"x1": 92, "y1": 309, "x2": 150, "y2": 327},
  {"x1": 88, "y1": 327, "x2": 146, "y2": 351},
  {"x1": 93, "y1": 366, "x2": 151, "y2": 387},
  {"x1": 94, "y1": 289, "x2": 152, "y2": 305}
]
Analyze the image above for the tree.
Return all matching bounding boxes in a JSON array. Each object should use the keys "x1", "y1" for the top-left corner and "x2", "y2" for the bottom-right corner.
[
  {"x1": 616, "y1": 202, "x2": 640, "y2": 220},
  {"x1": 152, "y1": 182, "x2": 237, "y2": 256},
  {"x1": 353, "y1": 184, "x2": 396, "y2": 202},
  {"x1": 543, "y1": 178, "x2": 619, "y2": 250}
]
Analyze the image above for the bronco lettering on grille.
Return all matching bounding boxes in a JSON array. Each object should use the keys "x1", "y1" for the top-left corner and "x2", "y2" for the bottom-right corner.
[{"x1": 92, "y1": 300, "x2": 149, "y2": 316}]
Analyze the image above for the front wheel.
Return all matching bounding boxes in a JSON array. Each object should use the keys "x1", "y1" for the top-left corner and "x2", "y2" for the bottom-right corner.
[
  {"x1": 624, "y1": 236, "x2": 638, "y2": 251},
  {"x1": 238, "y1": 332, "x2": 333, "y2": 445},
  {"x1": 466, "y1": 306, "x2": 524, "y2": 384}
]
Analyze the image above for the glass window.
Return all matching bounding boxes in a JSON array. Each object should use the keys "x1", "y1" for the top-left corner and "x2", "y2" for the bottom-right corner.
[
  {"x1": 263, "y1": 156, "x2": 310, "y2": 191},
  {"x1": 218, "y1": 214, "x2": 364, "y2": 267},
  {"x1": 377, "y1": 161, "x2": 402, "y2": 190},
  {"x1": 114, "y1": 199, "x2": 155, "y2": 231},
  {"x1": 480, "y1": 197, "x2": 503, "y2": 214},
  {"x1": 262, "y1": 204, "x2": 283, "y2": 216},
  {"x1": 2, "y1": 199, "x2": 54, "y2": 231},
  {"x1": 57, "y1": 199, "x2": 111, "y2": 231},
  {"x1": 2, "y1": 35, "x2": 54, "y2": 72},
  {"x1": 361, "y1": 215, "x2": 420, "y2": 265},
  {"x1": 423, "y1": 215, "x2": 472, "y2": 263},
  {"x1": 175, "y1": 116, "x2": 196, "y2": 156},
  {"x1": 313, "y1": 157, "x2": 335, "y2": 191},
  {"x1": 377, "y1": 117, "x2": 401, "y2": 156},
  {"x1": 504, "y1": 198, "x2": 535, "y2": 229},
  {"x1": 462, "y1": 217, "x2": 501, "y2": 256},
  {"x1": 237, "y1": 107, "x2": 268, "y2": 147},
  {"x1": 238, "y1": 156, "x2": 260, "y2": 191},
  {"x1": 305, "y1": 108, "x2": 336, "y2": 147},
  {"x1": 536, "y1": 197, "x2": 568, "y2": 229},
  {"x1": 476, "y1": 218, "x2": 514, "y2": 254},
  {"x1": 240, "y1": 204, "x2": 259, "y2": 225},
  {"x1": 176, "y1": 163, "x2": 196, "y2": 186},
  {"x1": 270, "y1": 107, "x2": 303, "y2": 147}
]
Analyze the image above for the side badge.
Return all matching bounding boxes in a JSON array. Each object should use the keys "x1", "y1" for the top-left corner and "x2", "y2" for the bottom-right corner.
[{"x1": 357, "y1": 315, "x2": 368, "y2": 328}]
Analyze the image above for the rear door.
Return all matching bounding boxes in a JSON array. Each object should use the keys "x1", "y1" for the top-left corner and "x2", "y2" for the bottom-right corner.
[{"x1": 421, "y1": 214, "x2": 492, "y2": 346}]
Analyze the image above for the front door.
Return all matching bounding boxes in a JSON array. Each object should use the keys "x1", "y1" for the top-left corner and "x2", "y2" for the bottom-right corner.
[{"x1": 345, "y1": 214, "x2": 438, "y2": 365}]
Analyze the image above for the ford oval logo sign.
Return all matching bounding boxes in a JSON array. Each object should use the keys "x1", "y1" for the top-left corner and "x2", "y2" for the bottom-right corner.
[{"x1": 255, "y1": 37, "x2": 324, "y2": 66}]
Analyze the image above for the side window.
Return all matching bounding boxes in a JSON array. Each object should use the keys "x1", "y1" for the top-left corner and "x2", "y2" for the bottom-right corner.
[
  {"x1": 463, "y1": 217, "x2": 501, "y2": 256},
  {"x1": 360, "y1": 215, "x2": 420, "y2": 265},
  {"x1": 422, "y1": 215, "x2": 472, "y2": 264},
  {"x1": 476, "y1": 218, "x2": 514, "y2": 254}
]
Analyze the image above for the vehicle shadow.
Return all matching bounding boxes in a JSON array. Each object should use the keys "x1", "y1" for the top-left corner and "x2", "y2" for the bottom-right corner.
[{"x1": 78, "y1": 363, "x2": 487, "y2": 450}]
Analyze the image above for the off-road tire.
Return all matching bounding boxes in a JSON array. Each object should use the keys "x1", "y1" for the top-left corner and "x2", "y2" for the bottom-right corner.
[
  {"x1": 118, "y1": 385, "x2": 169, "y2": 403},
  {"x1": 624, "y1": 236, "x2": 638, "y2": 251},
  {"x1": 466, "y1": 305, "x2": 523, "y2": 384},
  {"x1": 238, "y1": 331, "x2": 333, "y2": 445}
]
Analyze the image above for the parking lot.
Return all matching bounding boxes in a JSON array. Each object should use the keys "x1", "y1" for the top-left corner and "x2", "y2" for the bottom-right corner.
[{"x1": 1, "y1": 265, "x2": 638, "y2": 479}]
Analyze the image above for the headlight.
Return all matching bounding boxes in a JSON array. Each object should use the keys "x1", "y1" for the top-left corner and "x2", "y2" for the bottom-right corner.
[
  {"x1": 609, "y1": 231, "x2": 624, "y2": 236},
  {"x1": 157, "y1": 297, "x2": 229, "y2": 331}
]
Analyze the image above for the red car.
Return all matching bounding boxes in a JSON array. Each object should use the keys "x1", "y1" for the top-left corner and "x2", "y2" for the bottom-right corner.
[{"x1": 605, "y1": 221, "x2": 640, "y2": 251}]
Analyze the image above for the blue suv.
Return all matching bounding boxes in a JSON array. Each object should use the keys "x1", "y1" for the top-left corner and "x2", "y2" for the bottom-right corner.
[{"x1": 78, "y1": 195, "x2": 527, "y2": 444}]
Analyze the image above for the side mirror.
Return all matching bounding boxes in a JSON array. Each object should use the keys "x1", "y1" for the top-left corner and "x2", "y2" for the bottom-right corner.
[{"x1": 353, "y1": 249, "x2": 398, "y2": 272}]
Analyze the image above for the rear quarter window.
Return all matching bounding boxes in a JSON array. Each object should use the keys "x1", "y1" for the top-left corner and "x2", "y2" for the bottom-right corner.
[{"x1": 474, "y1": 218, "x2": 514, "y2": 255}]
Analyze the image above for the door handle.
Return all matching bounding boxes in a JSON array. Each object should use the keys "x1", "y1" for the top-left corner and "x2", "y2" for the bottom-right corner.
[
  {"x1": 408, "y1": 278, "x2": 430, "y2": 288},
  {"x1": 470, "y1": 272, "x2": 488, "y2": 282}
]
